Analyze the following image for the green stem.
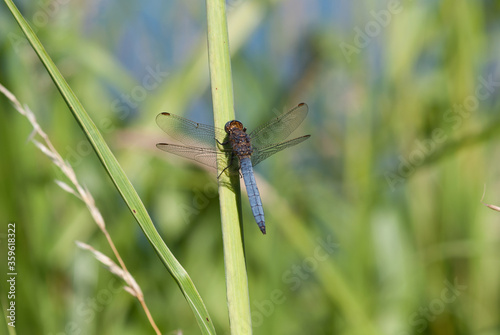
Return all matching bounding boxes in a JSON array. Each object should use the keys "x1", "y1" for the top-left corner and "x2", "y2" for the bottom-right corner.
[{"x1": 205, "y1": 0, "x2": 252, "y2": 333}]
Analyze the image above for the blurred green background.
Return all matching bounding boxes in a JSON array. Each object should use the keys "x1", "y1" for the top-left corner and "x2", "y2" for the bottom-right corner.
[{"x1": 2, "y1": 0, "x2": 500, "y2": 334}]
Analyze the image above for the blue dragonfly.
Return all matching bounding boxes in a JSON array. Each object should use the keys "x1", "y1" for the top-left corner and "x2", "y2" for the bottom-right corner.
[{"x1": 156, "y1": 103, "x2": 310, "y2": 234}]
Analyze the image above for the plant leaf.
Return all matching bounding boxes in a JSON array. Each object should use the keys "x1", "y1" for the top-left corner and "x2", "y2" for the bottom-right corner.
[{"x1": 4, "y1": 1, "x2": 215, "y2": 333}]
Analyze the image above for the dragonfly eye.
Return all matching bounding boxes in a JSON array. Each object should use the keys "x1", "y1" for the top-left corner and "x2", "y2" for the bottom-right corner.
[
  {"x1": 224, "y1": 121, "x2": 231, "y2": 133},
  {"x1": 224, "y1": 120, "x2": 244, "y2": 133}
]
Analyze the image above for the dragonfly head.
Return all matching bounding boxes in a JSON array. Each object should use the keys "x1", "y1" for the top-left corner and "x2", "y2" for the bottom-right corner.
[{"x1": 224, "y1": 120, "x2": 245, "y2": 133}]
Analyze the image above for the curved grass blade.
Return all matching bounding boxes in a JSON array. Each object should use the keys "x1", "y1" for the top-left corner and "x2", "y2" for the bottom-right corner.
[{"x1": 3, "y1": 1, "x2": 216, "y2": 333}]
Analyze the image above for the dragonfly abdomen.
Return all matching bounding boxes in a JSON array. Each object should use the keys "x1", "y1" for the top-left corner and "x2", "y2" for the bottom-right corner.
[{"x1": 240, "y1": 157, "x2": 266, "y2": 234}]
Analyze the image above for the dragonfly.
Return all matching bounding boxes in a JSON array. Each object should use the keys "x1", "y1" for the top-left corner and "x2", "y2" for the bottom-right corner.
[{"x1": 156, "y1": 103, "x2": 310, "y2": 234}]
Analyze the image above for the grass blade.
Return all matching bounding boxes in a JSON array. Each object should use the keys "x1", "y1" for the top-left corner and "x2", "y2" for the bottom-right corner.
[{"x1": 3, "y1": 1, "x2": 216, "y2": 333}]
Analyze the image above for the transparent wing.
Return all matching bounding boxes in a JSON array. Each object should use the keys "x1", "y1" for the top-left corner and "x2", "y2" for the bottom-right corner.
[
  {"x1": 156, "y1": 112, "x2": 226, "y2": 148},
  {"x1": 251, "y1": 135, "x2": 310, "y2": 166},
  {"x1": 156, "y1": 143, "x2": 223, "y2": 169},
  {"x1": 249, "y1": 103, "x2": 309, "y2": 149}
]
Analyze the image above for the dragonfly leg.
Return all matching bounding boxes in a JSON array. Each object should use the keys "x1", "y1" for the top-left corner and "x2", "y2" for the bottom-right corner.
[
  {"x1": 216, "y1": 138, "x2": 229, "y2": 146},
  {"x1": 217, "y1": 166, "x2": 229, "y2": 178},
  {"x1": 217, "y1": 152, "x2": 237, "y2": 178}
]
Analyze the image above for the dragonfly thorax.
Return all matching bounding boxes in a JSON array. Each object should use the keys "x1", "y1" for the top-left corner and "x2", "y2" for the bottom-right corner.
[{"x1": 225, "y1": 120, "x2": 253, "y2": 157}]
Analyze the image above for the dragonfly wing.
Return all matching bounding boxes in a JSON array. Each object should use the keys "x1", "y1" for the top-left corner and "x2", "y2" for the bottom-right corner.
[
  {"x1": 156, "y1": 143, "x2": 222, "y2": 169},
  {"x1": 249, "y1": 103, "x2": 309, "y2": 149},
  {"x1": 251, "y1": 135, "x2": 310, "y2": 166},
  {"x1": 156, "y1": 112, "x2": 226, "y2": 147}
]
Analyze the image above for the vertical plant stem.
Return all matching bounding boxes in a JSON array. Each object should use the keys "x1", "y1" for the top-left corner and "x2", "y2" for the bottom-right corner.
[{"x1": 206, "y1": 0, "x2": 252, "y2": 333}]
